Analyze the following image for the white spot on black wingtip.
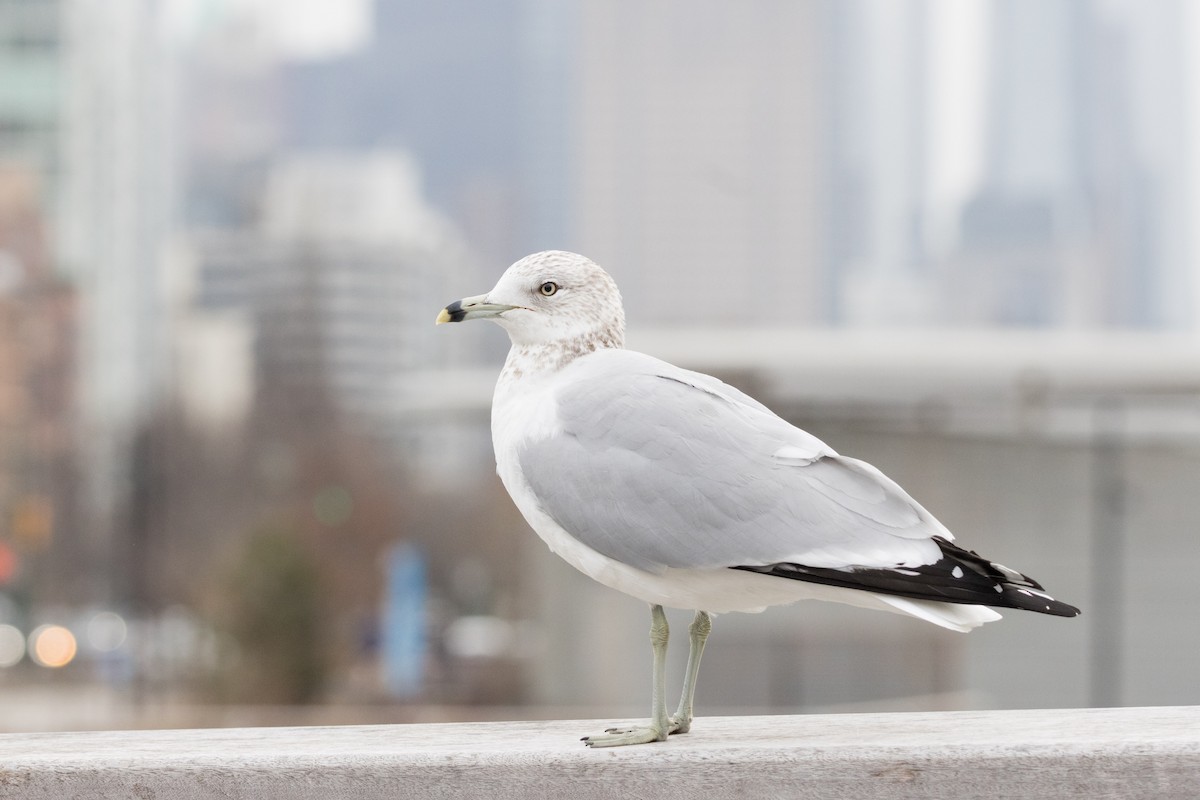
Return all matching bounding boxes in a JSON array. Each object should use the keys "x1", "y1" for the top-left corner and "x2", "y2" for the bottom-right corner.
[
  {"x1": 995, "y1": 563, "x2": 1024, "y2": 581},
  {"x1": 951, "y1": 566, "x2": 964, "y2": 579},
  {"x1": 993, "y1": 584, "x2": 1003, "y2": 593}
]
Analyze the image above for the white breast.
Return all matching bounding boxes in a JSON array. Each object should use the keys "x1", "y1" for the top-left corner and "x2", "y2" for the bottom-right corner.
[{"x1": 491, "y1": 370, "x2": 592, "y2": 567}]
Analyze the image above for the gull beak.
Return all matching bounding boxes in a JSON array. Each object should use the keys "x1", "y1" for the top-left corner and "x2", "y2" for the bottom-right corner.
[{"x1": 435, "y1": 293, "x2": 519, "y2": 324}]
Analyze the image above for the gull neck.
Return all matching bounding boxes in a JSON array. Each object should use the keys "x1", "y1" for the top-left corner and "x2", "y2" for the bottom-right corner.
[{"x1": 499, "y1": 328, "x2": 624, "y2": 384}]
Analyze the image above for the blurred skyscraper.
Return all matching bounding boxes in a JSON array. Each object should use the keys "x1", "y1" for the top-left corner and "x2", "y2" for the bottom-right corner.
[
  {"x1": 823, "y1": 0, "x2": 937, "y2": 326},
  {"x1": 947, "y1": 0, "x2": 1193, "y2": 329},
  {"x1": 51, "y1": 0, "x2": 179, "y2": 602},
  {"x1": 0, "y1": 0, "x2": 91, "y2": 614},
  {"x1": 0, "y1": 0, "x2": 60, "y2": 199},
  {"x1": 171, "y1": 0, "x2": 496, "y2": 477},
  {"x1": 572, "y1": 0, "x2": 826, "y2": 326},
  {"x1": 182, "y1": 149, "x2": 485, "y2": 479},
  {"x1": 281, "y1": 0, "x2": 539, "y2": 268},
  {"x1": 0, "y1": 0, "x2": 82, "y2": 603},
  {"x1": 0, "y1": 167, "x2": 78, "y2": 606}
]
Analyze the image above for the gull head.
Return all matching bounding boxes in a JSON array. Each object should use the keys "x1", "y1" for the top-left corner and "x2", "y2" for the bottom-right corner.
[{"x1": 437, "y1": 250, "x2": 625, "y2": 350}]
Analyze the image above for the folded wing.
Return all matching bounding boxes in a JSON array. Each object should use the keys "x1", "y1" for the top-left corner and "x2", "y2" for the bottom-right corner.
[{"x1": 518, "y1": 353, "x2": 951, "y2": 575}]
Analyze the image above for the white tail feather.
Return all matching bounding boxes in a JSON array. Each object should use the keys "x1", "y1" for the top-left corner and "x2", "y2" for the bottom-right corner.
[{"x1": 879, "y1": 595, "x2": 1003, "y2": 632}]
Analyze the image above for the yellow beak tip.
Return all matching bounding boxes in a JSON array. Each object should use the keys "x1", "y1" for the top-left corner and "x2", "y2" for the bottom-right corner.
[{"x1": 435, "y1": 308, "x2": 452, "y2": 325}]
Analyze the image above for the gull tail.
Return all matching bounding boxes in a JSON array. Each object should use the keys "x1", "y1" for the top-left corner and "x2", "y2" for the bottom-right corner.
[{"x1": 733, "y1": 536, "x2": 1080, "y2": 620}]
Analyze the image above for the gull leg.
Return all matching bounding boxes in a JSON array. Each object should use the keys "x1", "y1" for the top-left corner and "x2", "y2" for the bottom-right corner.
[
  {"x1": 582, "y1": 604, "x2": 672, "y2": 747},
  {"x1": 671, "y1": 610, "x2": 712, "y2": 735}
]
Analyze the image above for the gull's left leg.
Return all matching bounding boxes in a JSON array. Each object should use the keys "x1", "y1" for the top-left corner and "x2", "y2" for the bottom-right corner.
[
  {"x1": 671, "y1": 610, "x2": 712, "y2": 735},
  {"x1": 582, "y1": 604, "x2": 672, "y2": 747}
]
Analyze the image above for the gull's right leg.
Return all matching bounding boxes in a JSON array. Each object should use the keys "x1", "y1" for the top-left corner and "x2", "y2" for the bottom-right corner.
[{"x1": 582, "y1": 604, "x2": 672, "y2": 747}]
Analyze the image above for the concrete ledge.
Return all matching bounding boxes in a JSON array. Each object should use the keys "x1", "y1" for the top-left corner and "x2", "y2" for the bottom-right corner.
[{"x1": 0, "y1": 706, "x2": 1196, "y2": 799}]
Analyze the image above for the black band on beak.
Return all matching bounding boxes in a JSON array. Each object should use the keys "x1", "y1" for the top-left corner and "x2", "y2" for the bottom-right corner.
[{"x1": 443, "y1": 299, "x2": 468, "y2": 323}]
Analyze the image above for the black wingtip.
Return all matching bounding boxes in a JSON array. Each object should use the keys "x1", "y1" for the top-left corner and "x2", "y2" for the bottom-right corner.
[
  {"x1": 1001, "y1": 588, "x2": 1080, "y2": 617},
  {"x1": 734, "y1": 536, "x2": 1081, "y2": 619}
]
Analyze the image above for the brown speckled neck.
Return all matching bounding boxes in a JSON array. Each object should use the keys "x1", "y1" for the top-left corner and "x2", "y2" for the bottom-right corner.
[{"x1": 500, "y1": 327, "x2": 623, "y2": 384}]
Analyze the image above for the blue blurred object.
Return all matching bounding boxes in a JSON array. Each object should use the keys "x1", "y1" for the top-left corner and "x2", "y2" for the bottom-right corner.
[{"x1": 381, "y1": 543, "x2": 427, "y2": 697}]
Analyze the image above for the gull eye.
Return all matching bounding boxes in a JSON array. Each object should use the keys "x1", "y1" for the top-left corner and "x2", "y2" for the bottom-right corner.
[{"x1": 538, "y1": 281, "x2": 559, "y2": 297}]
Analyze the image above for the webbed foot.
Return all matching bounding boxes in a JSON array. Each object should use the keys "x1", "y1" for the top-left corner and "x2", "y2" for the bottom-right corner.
[{"x1": 581, "y1": 717, "x2": 686, "y2": 747}]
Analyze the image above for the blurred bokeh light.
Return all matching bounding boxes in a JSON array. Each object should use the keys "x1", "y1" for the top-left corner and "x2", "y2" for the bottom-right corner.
[
  {"x1": 0, "y1": 624, "x2": 25, "y2": 668},
  {"x1": 28, "y1": 625, "x2": 77, "y2": 669},
  {"x1": 86, "y1": 612, "x2": 128, "y2": 653}
]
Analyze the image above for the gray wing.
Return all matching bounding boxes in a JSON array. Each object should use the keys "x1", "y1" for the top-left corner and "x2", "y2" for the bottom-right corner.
[{"x1": 519, "y1": 360, "x2": 949, "y2": 574}]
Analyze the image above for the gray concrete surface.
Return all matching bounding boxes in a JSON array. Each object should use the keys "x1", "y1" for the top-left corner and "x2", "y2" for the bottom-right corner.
[{"x1": 0, "y1": 706, "x2": 1195, "y2": 799}]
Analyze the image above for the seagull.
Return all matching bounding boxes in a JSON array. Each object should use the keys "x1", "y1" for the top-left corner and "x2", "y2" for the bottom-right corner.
[{"x1": 436, "y1": 250, "x2": 1080, "y2": 747}]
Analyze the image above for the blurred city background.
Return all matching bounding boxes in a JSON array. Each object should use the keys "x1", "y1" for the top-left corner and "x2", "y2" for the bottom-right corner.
[{"x1": 1, "y1": 0, "x2": 1198, "y2": 732}]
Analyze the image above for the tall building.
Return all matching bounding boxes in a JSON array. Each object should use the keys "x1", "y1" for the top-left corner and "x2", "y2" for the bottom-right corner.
[
  {"x1": 0, "y1": 0, "x2": 83, "y2": 603},
  {"x1": 254, "y1": 151, "x2": 480, "y2": 421},
  {"x1": 282, "y1": 0, "x2": 535, "y2": 267},
  {"x1": 185, "y1": 151, "x2": 486, "y2": 475},
  {"x1": 822, "y1": 0, "x2": 935, "y2": 326},
  {"x1": 0, "y1": 0, "x2": 61, "y2": 199},
  {"x1": 0, "y1": 166, "x2": 78, "y2": 602},
  {"x1": 175, "y1": 2, "x2": 286, "y2": 230},
  {"x1": 56, "y1": 0, "x2": 178, "y2": 597},
  {"x1": 572, "y1": 0, "x2": 826, "y2": 326},
  {"x1": 949, "y1": 0, "x2": 1193, "y2": 329}
]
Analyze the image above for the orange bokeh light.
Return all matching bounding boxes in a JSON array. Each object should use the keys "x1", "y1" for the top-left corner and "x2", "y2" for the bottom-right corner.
[{"x1": 29, "y1": 625, "x2": 77, "y2": 668}]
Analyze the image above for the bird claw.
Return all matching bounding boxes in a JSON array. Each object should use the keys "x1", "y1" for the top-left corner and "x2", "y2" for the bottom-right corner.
[
  {"x1": 582, "y1": 725, "x2": 668, "y2": 747},
  {"x1": 581, "y1": 717, "x2": 688, "y2": 747}
]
